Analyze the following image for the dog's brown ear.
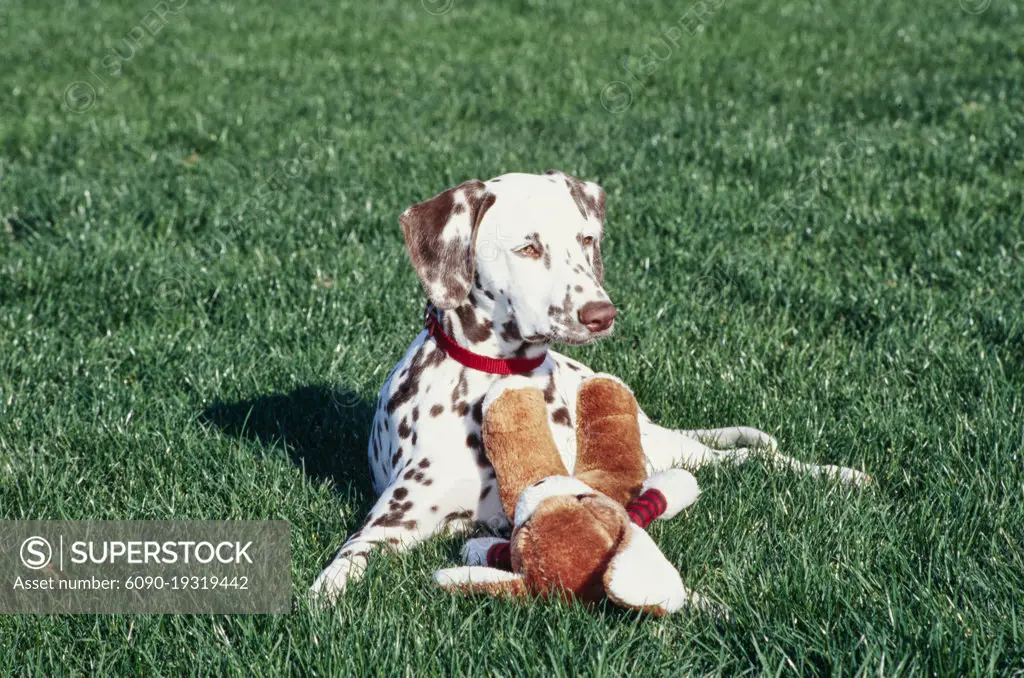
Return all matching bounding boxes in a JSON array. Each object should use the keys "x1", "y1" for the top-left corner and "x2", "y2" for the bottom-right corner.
[
  {"x1": 399, "y1": 180, "x2": 497, "y2": 309},
  {"x1": 544, "y1": 170, "x2": 607, "y2": 283}
]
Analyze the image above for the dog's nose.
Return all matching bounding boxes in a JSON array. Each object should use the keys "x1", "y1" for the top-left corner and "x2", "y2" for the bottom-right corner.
[{"x1": 578, "y1": 301, "x2": 617, "y2": 333}]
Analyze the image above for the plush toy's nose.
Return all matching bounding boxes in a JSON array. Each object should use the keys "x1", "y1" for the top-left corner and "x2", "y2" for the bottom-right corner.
[{"x1": 578, "y1": 301, "x2": 617, "y2": 332}]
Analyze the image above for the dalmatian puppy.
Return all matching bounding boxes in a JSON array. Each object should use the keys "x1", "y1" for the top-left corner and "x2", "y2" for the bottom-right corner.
[{"x1": 311, "y1": 171, "x2": 869, "y2": 601}]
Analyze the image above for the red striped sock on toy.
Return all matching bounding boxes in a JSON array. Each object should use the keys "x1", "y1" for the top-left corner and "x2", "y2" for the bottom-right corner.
[
  {"x1": 626, "y1": 488, "x2": 668, "y2": 528},
  {"x1": 486, "y1": 541, "x2": 512, "y2": 570}
]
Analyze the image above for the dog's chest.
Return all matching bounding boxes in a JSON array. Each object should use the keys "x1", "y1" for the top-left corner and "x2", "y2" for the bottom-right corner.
[{"x1": 369, "y1": 334, "x2": 581, "y2": 492}]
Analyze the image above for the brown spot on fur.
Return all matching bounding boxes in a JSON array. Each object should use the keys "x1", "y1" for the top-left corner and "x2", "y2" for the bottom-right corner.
[
  {"x1": 451, "y1": 370, "x2": 469, "y2": 413},
  {"x1": 418, "y1": 458, "x2": 431, "y2": 468},
  {"x1": 471, "y1": 399, "x2": 483, "y2": 425},
  {"x1": 387, "y1": 344, "x2": 438, "y2": 414},
  {"x1": 543, "y1": 372, "x2": 557, "y2": 404},
  {"x1": 398, "y1": 417, "x2": 412, "y2": 438},
  {"x1": 480, "y1": 484, "x2": 492, "y2": 500},
  {"x1": 371, "y1": 514, "x2": 404, "y2": 528},
  {"x1": 394, "y1": 487, "x2": 409, "y2": 500},
  {"x1": 552, "y1": 407, "x2": 572, "y2": 426},
  {"x1": 466, "y1": 431, "x2": 488, "y2": 467},
  {"x1": 455, "y1": 304, "x2": 493, "y2": 343},
  {"x1": 500, "y1": 319, "x2": 522, "y2": 343},
  {"x1": 429, "y1": 404, "x2": 444, "y2": 417}
]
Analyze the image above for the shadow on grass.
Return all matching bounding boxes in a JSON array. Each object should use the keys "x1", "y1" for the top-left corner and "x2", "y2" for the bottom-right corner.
[{"x1": 200, "y1": 383, "x2": 375, "y2": 495}]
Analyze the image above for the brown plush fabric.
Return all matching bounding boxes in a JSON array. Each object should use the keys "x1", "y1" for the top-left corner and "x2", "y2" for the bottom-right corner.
[
  {"x1": 514, "y1": 495, "x2": 627, "y2": 603},
  {"x1": 446, "y1": 576, "x2": 529, "y2": 599},
  {"x1": 482, "y1": 386, "x2": 569, "y2": 519},
  {"x1": 573, "y1": 377, "x2": 647, "y2": 506},
  {"x1": 456, "y1": 376, "x2": 673, "y2": 611}
]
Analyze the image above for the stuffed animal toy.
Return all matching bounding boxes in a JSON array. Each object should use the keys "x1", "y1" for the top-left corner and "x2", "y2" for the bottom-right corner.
[{"x1": 433, "y1": 374, "x2": 708, "y2": 615}]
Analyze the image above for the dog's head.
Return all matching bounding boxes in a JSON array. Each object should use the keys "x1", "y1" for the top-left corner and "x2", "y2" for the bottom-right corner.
[{"x1": 399, "y1": 171, "x2": 615, "y2": 346}]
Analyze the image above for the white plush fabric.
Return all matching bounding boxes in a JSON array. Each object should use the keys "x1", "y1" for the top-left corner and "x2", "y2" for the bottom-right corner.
[
  {"x1": 641, "y1": 468, "x2": 702, "y2": 520},
  {"x1": 603, "y1": 523, "x2": 691, "y2": 614},
  {"x1": 434, "y1": 566, "x2": 524, "y2": 587},
  {"x1": 513, "y1": 476, "x2": 595, "y2": 527}
]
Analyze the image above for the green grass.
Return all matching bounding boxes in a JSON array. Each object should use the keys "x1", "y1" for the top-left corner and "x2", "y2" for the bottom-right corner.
[{"x1": 1, "y1": 0, "x2": 1023, "y2": 673}]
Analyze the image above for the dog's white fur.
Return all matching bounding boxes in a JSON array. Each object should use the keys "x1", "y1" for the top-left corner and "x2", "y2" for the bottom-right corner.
[{"x1": 311, "y1": 171, "x2": 869, "y2": 601}]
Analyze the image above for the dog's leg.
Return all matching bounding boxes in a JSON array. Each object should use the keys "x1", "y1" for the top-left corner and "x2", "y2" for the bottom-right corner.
[
  {"x1": 638, "y1": 416, "x2": 871, "y2": 485},
  {"x1": 678, "y1": 426, "x2": 779, "y2": 453},
  {"x1": 310, "y1": 481, "x2": 476, "y2": 603}
]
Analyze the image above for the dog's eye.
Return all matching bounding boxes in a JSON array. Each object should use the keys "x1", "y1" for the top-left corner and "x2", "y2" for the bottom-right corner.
[
  {"x1": 582, "y1": 236, "x2": 595, "y2": 247},
  {"x1": 515, "y1": 244, "x2": 543, "y2": 259}
]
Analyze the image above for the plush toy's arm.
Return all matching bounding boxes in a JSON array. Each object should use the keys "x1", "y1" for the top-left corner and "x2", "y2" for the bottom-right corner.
[
  {"x1": 627, "y1": 468, "x2": 702, "y2": 527},
  {"x1": 573, "y1": 374, "x2": 648, "y2": 506},
  {"x1": 482, "y1": 377, "x2": 570, "y2": 519},
  {"x1": 434, "y1": 567, "x2": 527, "y2": 598}
]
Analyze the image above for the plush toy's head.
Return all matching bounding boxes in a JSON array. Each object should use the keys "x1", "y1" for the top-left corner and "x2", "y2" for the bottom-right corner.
[
  {"x1": 512, "y1": 475, "x2": 631, "y2": 603},
  {"x1": 434, "y1": 375, "x2": 703, "y2": 615}
]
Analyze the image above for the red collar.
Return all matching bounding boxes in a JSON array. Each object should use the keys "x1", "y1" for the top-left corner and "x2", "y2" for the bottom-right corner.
[{"x1": 425, "y1": 311, "x2": 548, "y2": 375}]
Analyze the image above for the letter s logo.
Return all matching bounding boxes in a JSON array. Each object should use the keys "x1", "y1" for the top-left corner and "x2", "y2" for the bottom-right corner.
[{"x1": 20, "y1": 537, "x2": 52, "y2": 570}]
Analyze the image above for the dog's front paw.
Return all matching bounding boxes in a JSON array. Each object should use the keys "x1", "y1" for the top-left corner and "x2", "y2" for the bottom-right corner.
[{"x1": 309, "y1": 556, "x2": 367, "y2": 605}]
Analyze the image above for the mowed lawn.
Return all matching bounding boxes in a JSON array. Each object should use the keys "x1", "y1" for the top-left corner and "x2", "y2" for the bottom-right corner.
[{"x1": 1, "y1": 0, "x2": 1023, "y2": 673}]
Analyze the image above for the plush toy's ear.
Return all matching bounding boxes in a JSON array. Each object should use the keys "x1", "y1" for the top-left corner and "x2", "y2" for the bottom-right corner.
[
  {"x1": 434, "y1": 566, "x2": 528, "y2": 599},
  {"x1": 399, "y1": 180, "x2": 496, "y2": 309},
  {"x1": 602, "y1": 523, "x2": 694, "y2": 615}
]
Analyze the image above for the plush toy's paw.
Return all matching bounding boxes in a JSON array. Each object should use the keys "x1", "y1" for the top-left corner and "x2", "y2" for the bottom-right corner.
[
  {"x1": 576, "y1": 373, "x2": 638, "y2": 419},
  {"x1": 482, "y1": 375, "x2": 539, "y2": 414},
  {"x1": 462, "y1": 537, "x2": 509, "y2": 567},
  {"x1": 641, "y1": 468, "x2": 702, "y2": 520}
]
